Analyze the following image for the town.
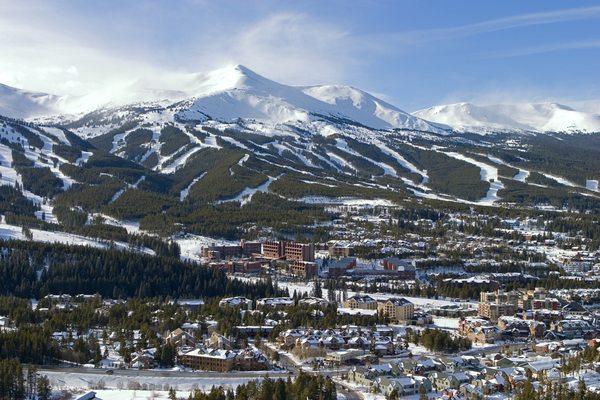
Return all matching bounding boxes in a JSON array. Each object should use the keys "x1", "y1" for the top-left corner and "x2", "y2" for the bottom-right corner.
[{"x1": 3, "y1": 202, "x2": 600, "y2": 400}]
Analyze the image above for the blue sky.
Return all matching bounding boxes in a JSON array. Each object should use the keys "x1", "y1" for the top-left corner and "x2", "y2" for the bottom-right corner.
[{"x1": 1, "y1": 0, "x2": 599, "y2": 111}]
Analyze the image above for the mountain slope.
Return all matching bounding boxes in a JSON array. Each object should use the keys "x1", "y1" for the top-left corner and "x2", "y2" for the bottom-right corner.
[
  {"x1": 413, "y1": 102, "x2": 600, "y2": 134},
  {"x1": 0, "y1": 84, "x2": 63, "y2": 119}
]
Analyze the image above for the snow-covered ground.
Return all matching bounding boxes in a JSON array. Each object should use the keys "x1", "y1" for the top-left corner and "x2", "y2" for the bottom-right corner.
[
  {"x1": 73, "y1": 390, "x2": 192, "y2": 400},
  {"x1": 174, "y1": 234, "x2": 238, "y2": 262},
  {"x1": 217, "y1": 175, "x2": 279, "y2": 206},
  {"x1": 180, "y1": 172, "x2": 207, "y2": 201},
  {"x1": 271, "y1": 279, "x2": 477, "y2": 311},
  {"x1": 45, "y1": 370, "x2": 281, "y2": 393},
  {"x1": 297, "y1": 196, "x2": 396, "y2": 206},
  {"x1": 0, "y1": 219, "x2": 154, "y2": 255},
  {"x1": 443, "y1": 151, "x2": 504, "y2": 204}
]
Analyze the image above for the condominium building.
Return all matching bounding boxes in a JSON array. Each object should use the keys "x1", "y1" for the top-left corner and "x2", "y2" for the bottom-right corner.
[
  {"x1": 178, "y1": 349, "x2": 236, "y2": 372},
  {"x1": 344, "y1": 295, "x2": 378, "y2": 310},
  {"x1": 290, "y1": 260, "x2": 318, "y2": 279},
  {"x1": 262, "y1": 241, "x2": 285, "y2": 259},
  {"x1": 478, "y1": 302, "x2": 516, "y2": 323},
  {"x1": 262, "y1": 240, "x2": 315, "y2": 262},
  {"x1": 377, "y1": 298, "x2": 414, "y2": 323},
  {"x1": 284, "y1": 241, "x2": 315, "y2": 262}
]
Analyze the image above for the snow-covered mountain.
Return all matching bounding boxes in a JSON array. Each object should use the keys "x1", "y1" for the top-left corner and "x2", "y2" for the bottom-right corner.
[
  {"x1": 0, "y1": 83, "x2": 63, "y2": 119},
  {"x1": 0, "y1": 65, "x2": 441, "y2": 133},
  {"x1": 164, "y1": 65, "x2": 441, "y2": 132},
  {"x1": 413, "y1": 102, "x2": 600, "y2": 134}
]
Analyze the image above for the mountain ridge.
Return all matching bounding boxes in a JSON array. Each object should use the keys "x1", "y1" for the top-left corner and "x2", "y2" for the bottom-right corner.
[
  {"x1": 413, "y1": 101, "x2": 600, "y2": 134},
  {"x1": 2, "y1": 65, "x2": 598, "y2": 135}
]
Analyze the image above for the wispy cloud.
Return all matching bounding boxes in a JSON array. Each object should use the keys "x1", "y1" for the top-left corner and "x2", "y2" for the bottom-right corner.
[
  {"x1": 388, "y1": 6, "x2": 600, "y2": 44},
  {"x1": 482, "y1": 39, "x2": 600, "y2": 58},
  {"x1": 195, "y1": 13, "x2": 360, "y2": 86},
  {"x1": 0, "y1": 7, "x2": 360, "y2": 97}
]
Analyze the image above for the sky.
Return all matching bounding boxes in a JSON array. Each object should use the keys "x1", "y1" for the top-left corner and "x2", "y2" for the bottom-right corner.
[{"x1": 0, "y1": 0, "x2": 599, "y2": 111}]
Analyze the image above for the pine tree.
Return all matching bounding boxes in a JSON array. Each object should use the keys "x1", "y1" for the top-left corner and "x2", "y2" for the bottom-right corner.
[{"x1": 37, "y1": 375, "x2": 51, "y2": 400}]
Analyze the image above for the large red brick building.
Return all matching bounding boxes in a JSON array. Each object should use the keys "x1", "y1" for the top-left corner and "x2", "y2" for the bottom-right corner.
[{"x1": 262, "y1": 240, "x2": 315, "y2": 262}]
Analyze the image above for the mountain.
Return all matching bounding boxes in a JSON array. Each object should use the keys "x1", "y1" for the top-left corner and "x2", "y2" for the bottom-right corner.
[
  {"x1": 0, "y1": 83, "x2": 63, "y2": 119},
  {"x1": 413, "y1": 102, "x2": 600, "y2": 134},
  {"x1": 158, "y1": 65, "x2": 443, "y2": 132},
  {"x1": 0, "y1": 65, "x2": 599, "y2": 244}
]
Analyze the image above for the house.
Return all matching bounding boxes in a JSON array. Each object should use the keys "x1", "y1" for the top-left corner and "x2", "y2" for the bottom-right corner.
[
  {"x1": 130, "y1": 351, "x2": 157, "y2": 369},
  {"x1": 428, "y1": 371, "x2": 471, "y2": 391},
  {"x1": 0, "y1": 316, "x2": 10, "y2": 331},
  {"x1": 219, "y1": 296, "x2": 251, "y2": 309},
  {"x1": 76, "y1": 392, "x2": 102, "y2": 400},
  {"x1": 344, "y1": 295, "x2": 378, "y2": 310},
  {"x1": 459, "y1": 317, "x2": 499, "y2": 344},
  {"x1": 377, "y1": 376, "x2": 419, "y2": 397},
  {"x1": 551, "y1": 319, "x2": 594, "y2": 339},
  {"x1": 204, "y1": 332, "x2": 232, "y2": 350},
  {"x1": 562, "y1": 301, "x2": 588, "y2": 316},
  {"x1": 523, "y1": 359, "x2": 561, "y2": 379},
  {"x1": 165, "y1": 328, "x2": 196, "y2": 347},
  {"x1": 256, "y1": 297, "x2": 294, "y2": 308},
  {"x1": 298, "y1": 297, "x2": 330, "y2": 307},
  {"x1": 325, "y1": 349, "x2": 365, "y2": 365}
]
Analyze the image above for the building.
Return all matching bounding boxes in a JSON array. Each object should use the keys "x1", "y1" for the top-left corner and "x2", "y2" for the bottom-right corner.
[
  {"x1": 202, "y1": 244, "x2": 242, "y2": 260},
  {"x1": 241, "y1": 240, "x2": 262, "y2": 256},
  {"x1": 262, "y1": 241, "x2": 285, "y2": 259},
  {"x1": 381, "y1": 257, "x2": 416, "y2": 279},
  {"x1": 204, "y1": 332, "x2": 233, "y2": 350},
  {"x1": 478, "y1": 290, "x2": 519, "y2": 322},
  {"x1": 201, "y1": 240, "x2": 262, "y2": 260},
  {"x1": 478, "y1": 303, "x2": 516, "y2": 323},
  {"x1": 344, "y1": 295, "x2": 378, "y2": 310},
  {"x1": 284, "y1": 241, "x2": 315, "y2": 262},
  {"x1": 480, "y1": 290, "x2": 521, "y2": 307},
  {"x1": 521, "y1": 287, "x2": 560, "y2": 311},
  {"x1": 377, "y1": 298, "x2": 414, "y2": 323},
  {"x1": 290, "y1": 260, "x2": 318, "y2": 279},
  {"x1": 327, "y1": 257, "x2": 357, "y2": 277},
  {"x1": 459, "y1": 317, "x2": 500, "y2": 344},
  {"x1": 329, "y1": 243, "x2": 354, "y2": 258},
  {"x1": 324, "y1": 349, "x2": 365, "y2": 365},
  {"x1": 165, "y1": 328, "x2": 196, "y2": 347},
  {"x1": 219, "y1": 296, "x2": 251, "y2": 309},
  {"x1": 210, "y1": 260, "x2": 263, "y2": 274},
  {"x1": 178, "y1": 348, "x2": 236, "y2": 372},
  {"x1": 256, "y1": 297, "x2": 294, "y2": 308},
  {"x1": 262, "y1": 240, "x2": 315, "y2": 262}
]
